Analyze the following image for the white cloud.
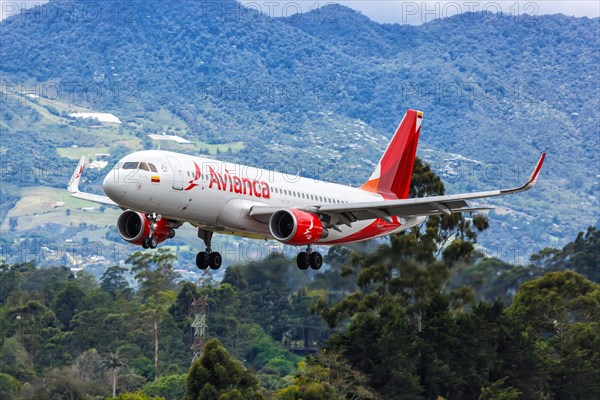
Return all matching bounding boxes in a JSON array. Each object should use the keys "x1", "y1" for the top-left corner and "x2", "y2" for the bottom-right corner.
[{"x1": 334, "y1": 1, "x2": 600, "y2": 24}]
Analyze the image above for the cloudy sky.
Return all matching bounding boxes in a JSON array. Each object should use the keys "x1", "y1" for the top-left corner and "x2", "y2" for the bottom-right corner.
[
  {"x1": 1, "y1": 1, "x2": 599, "y2": 23},
  {"x1": 333, "y1": 1, "x2": 600, "y2": 24}
]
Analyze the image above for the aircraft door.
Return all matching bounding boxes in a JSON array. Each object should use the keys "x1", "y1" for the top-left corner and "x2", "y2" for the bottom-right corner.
[{"x1": 167, "y1": 156, "x2": 184, "y2": 190}]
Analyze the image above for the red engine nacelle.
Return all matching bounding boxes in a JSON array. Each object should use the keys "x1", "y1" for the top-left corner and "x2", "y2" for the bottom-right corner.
[
  {"x1": 269, "y1": 209, "x2": 327, "y2": 245},
  {"x1": 117, "y1": 210, "x2": 174, "y2": 246}
]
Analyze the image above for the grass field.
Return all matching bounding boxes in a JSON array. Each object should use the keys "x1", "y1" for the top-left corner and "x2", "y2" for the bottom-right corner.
[
  {"x1": 57, "y1": 146, "x2": 111, "y2": 160},
  {"x1": 3, "y1": 187, "x2": 118, "y2": 232},
  {"x1": 194, "y1": 140, "x2": 245, "y2": 154}
]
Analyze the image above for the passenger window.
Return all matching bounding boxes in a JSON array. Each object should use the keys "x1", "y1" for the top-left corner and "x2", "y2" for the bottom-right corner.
[
  {"x1": 148, "y1": 163, "x2": 158, "y2": 172},
  {"x1": 139, "y1": 162, "x2": 150, "y2": 171},
  {"x1": 122, "y1": 162, "x2": 139, "y2": 170}
]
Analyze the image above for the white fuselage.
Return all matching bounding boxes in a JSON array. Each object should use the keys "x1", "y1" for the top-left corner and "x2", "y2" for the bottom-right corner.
[{"x1": 102, "y1": 150, "x2": 419, "y2": 244}]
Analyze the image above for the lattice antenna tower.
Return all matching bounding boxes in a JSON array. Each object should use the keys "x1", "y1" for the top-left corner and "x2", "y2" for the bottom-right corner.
[{"x1": 190, "y1": 294, "x2": 209, "y2": 364}]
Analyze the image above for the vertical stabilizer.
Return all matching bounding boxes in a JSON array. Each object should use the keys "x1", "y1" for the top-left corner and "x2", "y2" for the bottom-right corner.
[{"x1": 360, "y1": 110, "x2": 422, "y2": 199}]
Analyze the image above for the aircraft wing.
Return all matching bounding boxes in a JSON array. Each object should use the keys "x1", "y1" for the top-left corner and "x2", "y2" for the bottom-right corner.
[
  {"x1": 250, "y1": 153, "x2": 545, "y2": 228},
  {"x1": 68, "y1": 156, "x2": 118, "y2": 206}
]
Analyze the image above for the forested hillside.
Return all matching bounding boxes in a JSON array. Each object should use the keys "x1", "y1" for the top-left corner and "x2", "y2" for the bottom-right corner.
[
  {"x1": 1, "y1": 222, "x2": 598, "y2": 399},
  {"x1": 2, "y1": 134, "x2": 599, "y2": 398},
  {"x1": 0, "y1": 1, "x2": 598, "y2": 267}
]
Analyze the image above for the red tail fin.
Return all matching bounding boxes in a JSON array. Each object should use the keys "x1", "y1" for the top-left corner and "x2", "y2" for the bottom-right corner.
[{"x1": 360, "y1": 110, "x2": 422, "y2": 199}]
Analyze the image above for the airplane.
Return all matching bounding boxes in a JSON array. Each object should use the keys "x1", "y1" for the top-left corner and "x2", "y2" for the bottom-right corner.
[{"x1": 68, "y1": 110, "x2": 545, "y2": 271}]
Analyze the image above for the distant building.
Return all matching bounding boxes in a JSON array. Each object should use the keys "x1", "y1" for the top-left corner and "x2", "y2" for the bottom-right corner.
[
  {"x1": 148, "y1": 134, "x2": 192, "y2": 144},
  {"x1": 69, "y1": 112, "x2": 122, "y2": 124}
]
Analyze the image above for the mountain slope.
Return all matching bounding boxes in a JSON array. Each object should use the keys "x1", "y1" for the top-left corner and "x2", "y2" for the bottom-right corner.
[{"x1": 1, "y1": 1, "x2": 598, "y2": 261}]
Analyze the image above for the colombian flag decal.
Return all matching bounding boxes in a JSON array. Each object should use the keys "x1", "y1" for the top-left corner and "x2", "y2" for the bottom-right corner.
[{"x1": 151, "y1": 176, "x2": 161, "y2": 183}]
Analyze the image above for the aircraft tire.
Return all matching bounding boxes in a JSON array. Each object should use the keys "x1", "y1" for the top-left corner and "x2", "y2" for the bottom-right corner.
[
  {"x1": 296, "y1": 252, "x2": 309, "y2": 270},
  {"x1": 149, "y1": 237, "x2": 158, "y2": 249},
  {"x1": 196, "y1": 251, "x2": 209, "y2": 270},
  {"x1": 209, "y1": 252, "x2": 222, "y2": 270},
  {"x1": 309, "y1": 252, "x2": 323, "y2": 270}
]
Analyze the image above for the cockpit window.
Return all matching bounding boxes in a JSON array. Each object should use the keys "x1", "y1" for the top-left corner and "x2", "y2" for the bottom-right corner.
[
  {"x1": 148, "y1": 163, "x2": 158, "y2": 172},
  {"x1": 122, "y1": 162, "x2": 139, "y2": 170},
  {"x1": 139, "y1": 162, "x2": 150, "y2": 171}
]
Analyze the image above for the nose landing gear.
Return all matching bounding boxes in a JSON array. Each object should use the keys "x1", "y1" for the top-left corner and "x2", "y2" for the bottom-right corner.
[
  {"x1": 141, "y1": 213, "x2": 165, "y2": 249},
  {"x1": 196, "y1": 228, "x2": 222, "y2": 270},
  {"x1": 296, "y1": 244, "x2": 323, "y2": 270},
  {"x1": 142, "y1": 236, "x2": 158, "y2": 249}
]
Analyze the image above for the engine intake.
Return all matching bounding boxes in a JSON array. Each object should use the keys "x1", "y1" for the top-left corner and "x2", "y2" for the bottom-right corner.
[
  {"x1": 117, "y1": 210, "x2": 174, "y2": 246},
  {"x1": 269, "y1": 209, "x2": 327, "y2": 245}
]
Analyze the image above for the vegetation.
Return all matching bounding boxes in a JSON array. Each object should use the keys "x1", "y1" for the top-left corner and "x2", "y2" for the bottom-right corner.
[
  {"x1": 0, "y1": 223, "x2": 597, "y2": 399},
  {"x1": 1, "y1": 151, "x2": 598, "y2": 399}
]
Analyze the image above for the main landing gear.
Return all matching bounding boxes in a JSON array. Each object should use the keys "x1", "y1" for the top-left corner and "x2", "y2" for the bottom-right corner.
[
  {"x1": 296, "y1": 244, "x2": 323, "y2": 270},
  {"x1": 195, "y1": 228, "x2": 222, "y2": 270}
]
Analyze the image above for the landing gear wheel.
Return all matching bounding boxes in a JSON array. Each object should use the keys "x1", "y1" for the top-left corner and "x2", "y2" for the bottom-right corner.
[
  {"x1": 209, "y1": 252, "x2": 222, "y2": 270},
  {"x1": 148, "y1": 237, "x2": 158, "y2": 249},
  {"x1": 196, "y1": 251, "x2": 208, "y2": 270},
  {"x1": 309, "y1": 252, "x2": 323, "y2": 270},
  {"x1": 296, "y1": 252, "x2": 309, "y2": 270},
  {"x1": 142, "y1": 238, "x2": 150, "y2": 249}
]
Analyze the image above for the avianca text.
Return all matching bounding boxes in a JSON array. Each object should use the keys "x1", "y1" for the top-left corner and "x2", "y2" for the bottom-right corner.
[{"x1": 208, "y1": 167, "x2": 271, "y2": 199}]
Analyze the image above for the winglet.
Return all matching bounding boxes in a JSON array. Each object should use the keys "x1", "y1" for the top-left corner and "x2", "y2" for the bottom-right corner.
[
  {"x1": 528, "y1": 152, "x2": 546, "y2": 186},
  {"x1": 500, "y1": 152, "x2": 546, "y2": 194},
  {"x1": 68, "y1": 156, "x2": 86, "y2": 193}
]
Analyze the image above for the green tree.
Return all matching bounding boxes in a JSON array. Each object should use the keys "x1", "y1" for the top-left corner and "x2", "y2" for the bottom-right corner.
[
  {"x1": 103, "y1": 352, "x2": 128, "y2": 398},
  {"x1": 478, "y1": 377, "x2": 520, "y2": 400},
  {"x1": 71, "y1": 348, "x2": 105, "y2": 382},
  {"x1": 143, "y1": 374, "x2": 187, "y2": 400},
  {"x1": 0, "y1": 337, "x2": 35, "y2": 382},
  {"x1": 0, "y1": 373, "x2": 21, "y2": 400},
  {"x1": 53, "y1": 282, "x2": 86, "y2": 329},
  {"x1": 5, "y1": 300, "x2": 60, "y2": 365},
  {"x1": 23, "y1": 368, "x2": 108, "y2": 400},
  {"x1": 185, "y1": 339, "x2": 263, "y2": 400},
  {"x1": 510, "y1": 270, "x2": 600, "y2": 335},
  {"x1": 509, "y1": 271, "x2": 600, "y2": 398},
  {"x1": 126, "y1": 249, "x2": 181, "y2": 300},
  {"x1": 112, "y1": 391, "x2": 165, "y2": 400},
  {"x1": 100, "y1": 266, "x2": 132, "y2": 297},
  {"x1": 531, "y1": 226, "x2": 600, "y2": 283}
]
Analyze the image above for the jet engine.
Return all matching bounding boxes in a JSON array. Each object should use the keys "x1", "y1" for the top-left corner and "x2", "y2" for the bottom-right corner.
[
  {"x1": 117, "y1": 210, "x2": 175, "y2": 246},
  {"x1": 269, "y1": 209, "x2": 327, "y2": 245}
]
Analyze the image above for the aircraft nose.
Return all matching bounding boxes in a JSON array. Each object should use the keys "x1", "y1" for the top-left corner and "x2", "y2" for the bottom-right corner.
[{"x1": 103, "y1": 173, "x2": 119, "y2": 201}]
